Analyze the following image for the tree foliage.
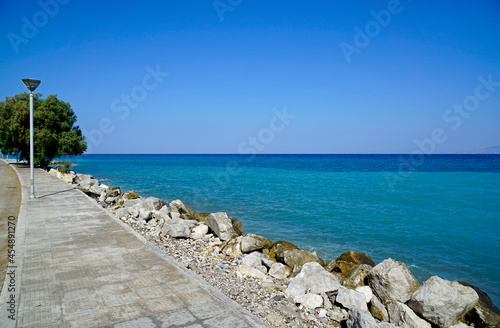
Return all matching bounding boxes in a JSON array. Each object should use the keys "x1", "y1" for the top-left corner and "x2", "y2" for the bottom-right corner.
[{"x1": 0, "y1": 92, "x2": 87, "y2": 168}]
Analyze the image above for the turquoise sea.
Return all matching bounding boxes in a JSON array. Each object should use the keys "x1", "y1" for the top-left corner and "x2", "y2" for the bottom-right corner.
[{"x1": 63, "y1": 154, "x2": 500, "y2": 306}]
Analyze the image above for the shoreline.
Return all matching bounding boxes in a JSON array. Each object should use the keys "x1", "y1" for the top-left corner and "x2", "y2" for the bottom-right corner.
[{"x1": 49, "y1": 166, "x2": 500, "y2": 328}]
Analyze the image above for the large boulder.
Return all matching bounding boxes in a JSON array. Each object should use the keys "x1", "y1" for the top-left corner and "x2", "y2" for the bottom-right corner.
[
  {"x1": 336, "y1": 286, "x2": 368, "y2": 311},
  {"x1": 332, "y1": 250, "x2": 376, "y2": 274},
  {"x1": 49, "y1": 168, "x2": 76, "y2": 183},
  {"x1": 141, "y1": 197, "x2": 166, "y2": 211},
  {"x1": 89, "y1": 183, "x2": 107, "y2": 195},
  {"x1": 269, "y1": 241, "x2": 299, "y2": 261},
  {"x1": 458, "y1": 281, "x2": 500, "y2": 328},
  {"x1": 123, "y1": 198, "x2": 142, "y2": 208},
  {"x1": 241, "y1": 233, "x2": 273, "y2": 253},
  {"x1": 301, "y1": 293, "x2": 323, "y2": 309},
  {"x1": 75, "y1": 174, "x2": 96, "y2": 190},
  {"x1": 240, "y1": 252, "x2": 272, "y2": 274},
  {"x1": 197, "y1": 212, "x2": 210, "y2": 221},
  {"x1": 106, "y1": 187, "x2": 121, "y2": 197},
  {"x1": 449, "y1": 324, "x2": 473, "y2": 328},
  {"x1": 408, "y1": 276, "x2": 479, "y2": 328},
  {"x1": 342, "y1": 264, "x2": 373, "y2": 288},
  {"x1": 161, "y1": 219, "x2": 197, "y2": 238},
  {"x1": 356, "y1": 286, "x2": 373, "y2": 304},
  {"x1": 206, "y1": 212, "x2": 239, "y2": 241},
  {"x1": 169, "y1": 199, "x2": 199, "y2": 221},
  {"x1": 191, "y1": 223, "x2": 209, "y2": 240},
  {"x1": 367, "y1": 258, "x2": 420, "y2": 304},
  {"x1": 220, "y1": 236, "x2": 242, "y2": 257},
  {"x1": 154, "y1": 206, "x2": 171, "y2": 221},
  {"x1": 346, "y1": 308, "x2": 379, "y2": 328},
  {"x1": 268, "y1": 262, "x2": 292, "y2": 280},
  {"x1": 283, "y1": 249, "x2": 324, "y2": 270},
  {"x1": 241, "y1": 252, "x2": 265, "y2": 269},
  {"x1": 122, "y1": 190, "x2": 140, "y2": 200},
  {"x1": 379, "y1": 323, "x2": 398, "y2": 328},
  {"x1": 238, "y1": 266, "x2": 267, "y2": 280},
  {"x1": 230, "y1": 217, "x2": 244, "y2": 236},
  {"x1": 284, "y1": 262, "x2": 341, "y2": 304},
  {"x1": 387, "y1": 301, "x2": 432, "y2": 328},
  {"x1": 370, "y1": 296, "x2": 389, "y2": 322}
]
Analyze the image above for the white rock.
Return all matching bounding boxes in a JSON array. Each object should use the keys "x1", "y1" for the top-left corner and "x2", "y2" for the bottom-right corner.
[
  {"x1": 241, "y1": 252, "x2": 264, "y2": 268},
  {"x1": 321, "y1": 292, "x2": 333, "y2": 310},
  {"x1": 141, "y1": 197, "x2": 166, "y2": 211},
  {"x1": 328, "y1": 308, "x2": 345, "y2": 322},
  {"x1": 336, "y1": 286, "x2": 368, "y2": 311},
  {"x1": 89, "y1": 183, "x2": 105, "y2": 195},
  {"x1": 161, "y1": 219, "x2": 197, "y2": 238},
  {"x1": 367, "y1": 258, "x2": 420, "y2": 304},
  {"x1": 170, "y1": 212, "x2": 181, "y2": 220},
  {"x1": 356, "y1": 286, "x2": 373, "y2": 303},
  {"x1": 449, "y1": 323, "x2": 472, "y2": 328},
  {"x1": 165, "y1": 222, "x2": 191, "y2": 238},
  {"x1": 284, "y1": 262, "x2": 341, "y2": 304},
  {"x1": 387, "y1": 301, "x2": 432, "y2": 328},
  {"x1": 206, "y1": 212, "x2": 239, "y2": 241},
  {"x1": 99, "y1": 191, "x2": 107, "y2": 203},
  {"x1": 301, "y1": 293, "x2": 323, "y2": 309},
  {"x1": 239, "y1": 266, "x2": 267, "y2": 280},
  {"x1": 379, "y1": 323, "x2": 398, "y2": 328},
  {"x1": 241, "y1": 233, "x2": 264, "y2": 253},
  {"x1": 191, "y1": 224, "x2": 209, "y2": 239},
  {"x1": 269, "y1": 262, "x2": 292, "y2": 280},
  {"x1": 123, "y1": 199, "x2": 142, "y2": 208},
  {"x1": 408, "y1": 276, "x2": 479, "y2": 328},
  {"x1": 255, "y1": 265, "x2": 268, "y2": 274},
  {"x1": 346, "y1": 308, "x2": 379, "y2": 328}
]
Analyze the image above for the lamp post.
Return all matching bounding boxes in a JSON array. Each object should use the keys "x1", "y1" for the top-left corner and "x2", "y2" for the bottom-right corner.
[{"x1": 21, "y1": 78, "x2": 41, "y2": 199}]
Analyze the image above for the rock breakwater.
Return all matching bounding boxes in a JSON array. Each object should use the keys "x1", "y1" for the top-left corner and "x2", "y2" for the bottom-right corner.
[{"x1": 50, "y1": 168, "x2": 500, "y2": 328}]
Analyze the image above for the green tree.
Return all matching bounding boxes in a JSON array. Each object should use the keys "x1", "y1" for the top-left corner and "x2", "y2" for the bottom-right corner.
[{"x1": 0, "y1": 92, "x2": 87, "y2": 168}]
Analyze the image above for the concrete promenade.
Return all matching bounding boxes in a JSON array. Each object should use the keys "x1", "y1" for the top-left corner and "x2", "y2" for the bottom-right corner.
[{"x1": 0, "y1": 160, "x2": 268, "y2": 328}]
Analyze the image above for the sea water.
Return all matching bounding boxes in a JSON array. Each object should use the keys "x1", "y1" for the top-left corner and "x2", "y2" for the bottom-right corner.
[{"x1": 64, "y1": 154, "x2": 500, "y2": 305}]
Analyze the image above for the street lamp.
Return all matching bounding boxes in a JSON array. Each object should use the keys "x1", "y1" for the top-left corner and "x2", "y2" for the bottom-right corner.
[{"x1": 21, "y1": 78, "x2": 41, "y2": 199}]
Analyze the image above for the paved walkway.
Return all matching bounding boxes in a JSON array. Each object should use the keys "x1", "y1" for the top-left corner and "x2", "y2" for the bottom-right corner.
[{"x1": 0, "y1": 160, "x2": 268, "y2": 328}]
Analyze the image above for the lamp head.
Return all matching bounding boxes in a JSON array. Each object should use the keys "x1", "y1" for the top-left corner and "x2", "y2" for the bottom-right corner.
[{"x1": 21, "y1": 78, "x2": 41, "y2": 92}]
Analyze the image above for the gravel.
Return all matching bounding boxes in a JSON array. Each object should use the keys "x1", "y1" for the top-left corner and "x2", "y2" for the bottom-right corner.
[{"x1": 121, "y1": 216, "x2": 341, "y2": 328}]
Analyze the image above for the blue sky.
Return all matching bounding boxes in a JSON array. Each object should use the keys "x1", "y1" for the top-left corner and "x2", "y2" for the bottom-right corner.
[{"x1": 1, "y1": 0, "x2": 499, "y2": 154}]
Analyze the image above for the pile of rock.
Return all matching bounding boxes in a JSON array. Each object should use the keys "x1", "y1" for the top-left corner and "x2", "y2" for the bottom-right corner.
[{"x1": 54, "y1": 169, "x2": 500, "y2": 328}]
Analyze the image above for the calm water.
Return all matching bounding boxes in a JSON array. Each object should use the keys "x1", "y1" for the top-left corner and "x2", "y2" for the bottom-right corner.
[{"x1": 63, "y1": 154, "x2": 500, "y2": 305}]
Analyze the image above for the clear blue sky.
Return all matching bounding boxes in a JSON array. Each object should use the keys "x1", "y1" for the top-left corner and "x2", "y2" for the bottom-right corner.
[{"x1": 1, "y1": 0, "x2": 499, "y2": 154}]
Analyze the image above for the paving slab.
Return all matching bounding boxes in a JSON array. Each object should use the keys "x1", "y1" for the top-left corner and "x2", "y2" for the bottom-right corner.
[{"x1": 0, "y1": 160, "x2": 268, "y2": 328}]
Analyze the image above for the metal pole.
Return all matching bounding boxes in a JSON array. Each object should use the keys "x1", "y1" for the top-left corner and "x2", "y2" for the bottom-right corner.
[{"x1": 30, "y1": 91, "x2": 35, "y2": 198}]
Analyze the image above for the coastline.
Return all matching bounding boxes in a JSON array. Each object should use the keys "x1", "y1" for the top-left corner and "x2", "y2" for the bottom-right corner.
[{"x1": 48, "y1": 166, "x2": 500, "y2": 328}]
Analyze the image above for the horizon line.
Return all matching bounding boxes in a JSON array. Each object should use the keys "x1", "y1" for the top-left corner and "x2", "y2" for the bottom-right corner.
[{"x1": 72, "y1": 153, "x2": 500, "y2": 156}]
